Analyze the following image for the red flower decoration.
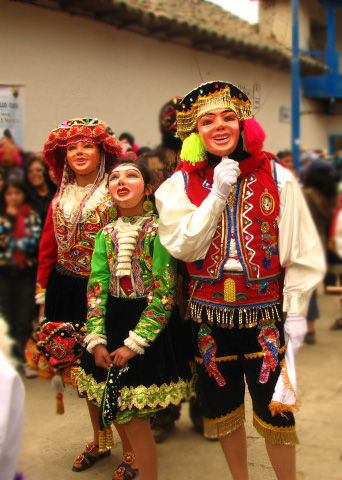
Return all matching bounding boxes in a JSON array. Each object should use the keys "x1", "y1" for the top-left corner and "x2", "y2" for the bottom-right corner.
[
  {"x1": 70, "y1": 127, "x2": 78, "y2": 135},
  {"x1": 94, "y1": 125, "x2": 104, "y2": 135},
  {"x1": 82, "y1": 127, "x2": 91, "y2": 135},
  {"x1": 58, "y1": 130, "x2": 68, "y2": 138},
  {"x1": 49, "y1": 133, "x2": 56, "y2": 140},
  {"x1": 45, "y1": 336, "x2": 76, "y2": 366}
]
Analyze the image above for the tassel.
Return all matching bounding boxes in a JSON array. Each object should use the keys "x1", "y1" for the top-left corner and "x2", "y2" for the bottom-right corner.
[
  {"x1": 99, "y1": 427, "x2": 114, "y2": 453},
  {"x1": 180, "y1": 133, "x2": 206, "y2": 166},
  {"x1": 242, "y1": 117, "x2": 266, "y2": 154},
  {"x1": 99, "y1": 428, "x2": 106, "y2": 452},
  {"x1": 268, "y1": 400, "x2": 299, "y2": 418},
  {"x1": 56, "y1": 392, "x2": 64, "y2": 414},
  {"x1": 52, "y1": 374, "x2": 65, "y2": 415}
]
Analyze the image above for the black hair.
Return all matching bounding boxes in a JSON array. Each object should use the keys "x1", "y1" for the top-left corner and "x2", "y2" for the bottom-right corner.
[
  {"x1": 110, "y1": 159, "x2": 152, "y2": 186},
  {"x1": 137, "y1": 146, "x2": 151, "y2": 156},
  {"x1": 119, "y1": 133, "x2": 135, "y2": 147},
  {"x1": 109, "y1": 160, "x2": 156, "y2": 208},
  {"x1": 24, "y1": 155, "x2": 56, "y2": 195},
  {"x1": 277, "y1": 150, "x2": 293, "y2": 160},
  {"x1": 0, "y1": 177, "x2": 31, "y2": 214},
  {"x1": 304, "y1": 160, "x2": 339, "y2": 199}
]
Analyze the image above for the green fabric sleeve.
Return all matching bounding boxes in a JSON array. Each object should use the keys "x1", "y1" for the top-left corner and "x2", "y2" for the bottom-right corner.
[
  {"x1": 133, "y1": 232, "x2": 177, "y2": 343},
  {"x1": 86, "y1": 229, "x2": 110, "y2": 336}
]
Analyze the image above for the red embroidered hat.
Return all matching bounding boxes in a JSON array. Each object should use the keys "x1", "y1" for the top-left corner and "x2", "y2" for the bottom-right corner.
[{"x1": 43, "y1": 117, "x2": 122, "y2": 184}]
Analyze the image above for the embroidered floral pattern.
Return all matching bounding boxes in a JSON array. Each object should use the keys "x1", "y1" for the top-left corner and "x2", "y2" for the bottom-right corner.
[
  {"x1": 53, "y1": 193, "x2": 115, "y2": 276},
  {"x1": 86, "y1": 215, "x2": 177, "y2": 344}
]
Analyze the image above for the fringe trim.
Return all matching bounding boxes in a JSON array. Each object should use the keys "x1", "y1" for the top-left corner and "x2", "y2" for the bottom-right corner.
[
  {"x1": 190, "y1": 300, "x2": 281, "y2": 329},
  {"x1": 268, "y1": 401, "x2": 299, "y2": 418},
  {"x1": 98, "y1": 427, "x2": 114, "y2": 453},
  {"x1": 279, "y1": 357, "x2": 296, "y2": 396},
  {"x1": 268, "y1": 357, "x2": 299, "y2": 417},
  {"x1": 203, "y1": 404, "x2": 245, "y2": 439},
  {"x1": 253, "y1": 412, "x2": 299, "y2": 446},
  {"x1": 195, "y1": 354, "x2": 238, "y2": 364}
]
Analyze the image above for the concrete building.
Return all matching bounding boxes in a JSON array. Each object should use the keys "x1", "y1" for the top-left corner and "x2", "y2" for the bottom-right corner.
[
  {"x1": 260, "y1": 0, "x2": 342, "y2": 155},
  {"x1": 1, "y1": 0, "x2": 331, "y2": 154}
]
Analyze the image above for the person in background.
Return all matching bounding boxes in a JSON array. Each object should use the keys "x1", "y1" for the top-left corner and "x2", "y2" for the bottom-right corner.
[
  {"x1": 119, "y1": 132, "x2": 139, "y2": 156},
  {"x1": 276, "y1": 150, "x2": 296, "y2": 176},
  {"x1": 140, "y1": 97, "x2": 183, "y2": 189},
  {"x1": 299, "y1": 150, "x2": 319, "y2": 184},
  {"x1": 303, "y1": 160, "x2": 338, "y2": 343},
  {"x1": 137, "y1": 146, "x2": 151, "y2": 156},
  {"x1": 0, "y1": 167, "x2": 5, "y2": 193},
  {"x1": 0, "y1": 318, "x2": 25, "y2": 480},
  {"x1": 24, "y1": 154, "x2": 57, "y2": 227},
  {"x1": 0, "y1": 178, "x2": 41, "y2": 374},
  {"x1": 140, "y1": 97, "x2": 203, "y2": 443},
  {"x1": 0, "y1": 130, "x2": 23, "y2": 179}
]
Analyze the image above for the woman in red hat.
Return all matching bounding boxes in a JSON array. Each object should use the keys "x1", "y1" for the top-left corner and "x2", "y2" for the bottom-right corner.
[{"x1": 36, "y1": 118, "x2": 121, "y2": 472}]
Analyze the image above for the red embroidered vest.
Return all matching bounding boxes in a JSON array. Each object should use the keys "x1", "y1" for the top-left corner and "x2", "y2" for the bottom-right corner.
[{"x1": 183, "y1": 154, "x2": 281, "y2": 284}]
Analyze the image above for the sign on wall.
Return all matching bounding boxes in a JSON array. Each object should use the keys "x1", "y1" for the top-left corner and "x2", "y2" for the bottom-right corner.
[
  {"x1": 279, "y1": 106, "x2": 291, "y2": 123},
  {"x1": 0, "y1": 85, "x2": 25, "y2": 148}
]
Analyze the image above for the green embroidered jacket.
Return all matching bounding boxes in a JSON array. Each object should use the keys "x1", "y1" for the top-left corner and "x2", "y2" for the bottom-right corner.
[{"x1": 86, "y1": 215, "x2": 177, "y2": 344}]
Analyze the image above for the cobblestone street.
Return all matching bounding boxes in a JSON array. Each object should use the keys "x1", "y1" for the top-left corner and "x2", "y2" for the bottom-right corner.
[{"x1": 18, "y1": 290, "x2": 342, "y2": 480}]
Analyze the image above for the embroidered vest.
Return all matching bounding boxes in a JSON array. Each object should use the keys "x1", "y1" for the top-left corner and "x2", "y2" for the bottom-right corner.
[
  {"x1": 183, "y1": 155, "x2": 280, "y2": 284},
  {"x1": 54, "y1": 194, "x2": 115, "y2": 276}
]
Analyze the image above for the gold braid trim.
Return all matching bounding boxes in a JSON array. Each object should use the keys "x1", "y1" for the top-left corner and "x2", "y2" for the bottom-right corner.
[
  {"x1": 119, "y1": 377, "x2": 195, "y2": 410},
  {"x1": 244, "y1": 345, "x2": 286, "y2": 360},
  {"x1": 195, "y1": 354, "x2": 238, "y2": 364},
  {"x1": 253, "y1": 412, "x2": 299, "y2": 446},
  {"x1": 77, "y1": 368, "x2": 106, "y2": 405},
  {"x1": 203, "y1": 404, "x2": 245, "y2": 439},
  {"x1": 77, "y1": 368, "x2": 195, "y2": 409}
]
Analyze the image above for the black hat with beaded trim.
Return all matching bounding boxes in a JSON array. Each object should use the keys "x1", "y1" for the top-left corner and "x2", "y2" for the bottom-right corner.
[
  {"x1": 177, "y1": 81, "x2": 253, "y2": 141},
  {"x1": 176, "y1": 81, "x2": 266, "y2": 170}
]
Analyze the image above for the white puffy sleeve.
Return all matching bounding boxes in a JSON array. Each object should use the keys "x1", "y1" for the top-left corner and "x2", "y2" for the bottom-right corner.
[{"x1": 155, "y1": 171, "x2": 226, "y2": 262}]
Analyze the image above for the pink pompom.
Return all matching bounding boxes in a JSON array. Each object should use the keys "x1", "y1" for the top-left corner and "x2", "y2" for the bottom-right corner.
[{"x1": 242, "y1": 117, "x2": 266, "y2": 154}]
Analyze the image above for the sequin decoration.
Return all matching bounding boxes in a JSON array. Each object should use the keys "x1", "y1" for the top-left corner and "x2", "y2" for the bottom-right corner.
[
  {"x1": 100, "y1": 365, "x2": 129, "y2": 428},
  {"x1": 198, "y1": 324, "x2": 226, "y2": 387},
  {"x1": 257, "y1": 317, "x2": 280, "y2": 384}
]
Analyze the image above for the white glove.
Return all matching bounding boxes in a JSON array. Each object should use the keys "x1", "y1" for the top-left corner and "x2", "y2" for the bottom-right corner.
[
  {"x1": 284, "y1": 312, "x2": 308, "y2": 354},
  {"x1": 211, "y1": 157, "x2": 240, "y2": 200}
]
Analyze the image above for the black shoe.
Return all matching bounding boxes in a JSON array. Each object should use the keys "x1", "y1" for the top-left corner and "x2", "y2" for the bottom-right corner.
[{"x1": 304, "y1": 331, "x2": 316, "y2": 345}]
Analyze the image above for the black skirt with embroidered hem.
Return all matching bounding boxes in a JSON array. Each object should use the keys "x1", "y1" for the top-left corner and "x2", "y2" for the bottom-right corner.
[
  {"x1": 45, "y1": 263, "x2": 88, "y2": 326},
  {"x1": 78, "y1": 295, "x2": 195, "y2": 422}
]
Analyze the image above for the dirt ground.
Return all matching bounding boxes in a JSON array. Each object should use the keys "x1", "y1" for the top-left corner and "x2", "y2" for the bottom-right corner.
[{"x1": 18, "y1": 290, "x2": 342, "y2": 480}]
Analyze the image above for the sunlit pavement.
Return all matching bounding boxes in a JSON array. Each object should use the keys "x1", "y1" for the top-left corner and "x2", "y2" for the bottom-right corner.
[{"x1": 18, "y1": 289, "x2": 342, "y2": 480}]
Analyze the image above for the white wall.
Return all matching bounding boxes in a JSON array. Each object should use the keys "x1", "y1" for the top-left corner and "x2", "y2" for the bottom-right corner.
[{"x1": 2, "y1": 0, "x2": 326, "y2": 156}]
